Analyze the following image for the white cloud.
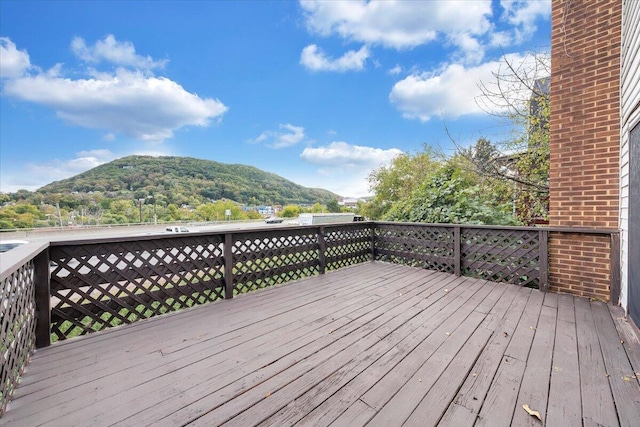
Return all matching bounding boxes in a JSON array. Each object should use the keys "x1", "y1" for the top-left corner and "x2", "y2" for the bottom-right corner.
[
  {"x1": 501, "y1": 1, "x2": 551, "y2": 44},
  {"x1": 388, "y1": 65, "x2": 402, "y2": 75},
  {"x1": 389, "y1": 53, "x2": 545, "y2": 121},
  {"x1": 300, "y1": 44, "x2": 370, "y2": 72},
  {"x1": 447, "y1": 33, "x2": 485, "y2": 64},
  {"x1": 298, "y1": 141, "x2": 403, "y2": 196},
  {"x1": 0, "y1": 149, "x2": 182, "y2": 193},
  {"x1": 251, "y1": 124, "x2": 307, "y2": 148},
  {"x1": 301, "y1": 0, "x2": 492, "y2": 48},
  {"x1": 0, "y1": 150, "x2": 117, "y2": 192},
  {"x1": 0, "y1": 37, "x2": 31, "y2": 79},
  {"x1": 301, "y1": 0, "x2": 493, "y2": 63},
  {"x1": 1, "y1": 37, "x2": 227, "y2": 142},
  {"x1": 301, "y1": 141, "x2": 402, "y2": 167},
  {"x1": 3, "y1": 64, "x2": 227, "y2": 142},
  {"x1": 71, "y1": 35, "x2": 167, "y2": 70},
  {"x1": 300, "y1": 1, "x2": 550, "y2": 64}
]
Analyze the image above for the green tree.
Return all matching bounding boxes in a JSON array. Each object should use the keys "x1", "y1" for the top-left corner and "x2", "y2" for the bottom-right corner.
[
  {"x1": 310, "y1": 203, "x2": 325, "y2": 213},
  {"x1": 196, "y1": 203, "x2": 219, "y2": 221},
  {"x1": 280, "y1": 205, "x2": 301, "y2": 218},
  {"x1": 460, "y1": 51, "x2": 550, "y2": 224},
  {"x1": 364, "y1": 148, "x2": 441, "y2": 219},
  {"x1": 326, "y1": 199, "x2": 341, "y2": 213},
  {"x1": 385, "y1": 161, "x2": 517, "y2": 225}
]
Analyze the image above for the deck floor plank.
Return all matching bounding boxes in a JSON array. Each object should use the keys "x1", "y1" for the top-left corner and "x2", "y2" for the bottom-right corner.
[
  {"x1": 190, "y1": 277, "x2": 488, "y2": 427},
  {"x1": 574, "y1": 297, "x2": 620, "y2": 427},
  {"x1": 510, "y1": 304, "x2": 556, "y2": 426},
  {"x1": 130, "y1": 269, "x2": 460, "y2": 427},
  {"x1": 25, "y1": 266, "x2": 436, "y2": 426},
  {"x1": 591, "y1": 302, "x2": 640, "y2": 427},
  {"x1": 295, "y1": 281, "x2": 509, "y2": 427},
  {"x1": 475, "y1": 290, "x2": 545, "y2": 427},
  {"x1": 609, "y1": 305, "x2": 640, "y2": 378},
  {"x1": 3, "y1": 261, "x2": 639, "y2": 427},
  {"x1": 9, "y1": 265, "x2": 412, "y2": 420},
  {"x1": 438, "y1": 285, "x2": 531, "y2": 426},
  {"x1": 546, "y1": 294, "x2": 582, "y2": 427}
]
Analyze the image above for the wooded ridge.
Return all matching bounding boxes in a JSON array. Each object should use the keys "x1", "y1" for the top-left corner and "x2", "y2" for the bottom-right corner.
[{"x1": 37, "y1": 155, "x2": 339, "y2": 205}]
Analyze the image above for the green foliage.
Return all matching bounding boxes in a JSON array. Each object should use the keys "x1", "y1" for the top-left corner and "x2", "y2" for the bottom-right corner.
[
  {"x1": 280, "y1": 205, "x2": 301, "y2": 218},
  {"x1": 385, "y1": 163, "x2": 517, "y2": 225},
  {"x1": 468, "y1": 53, "x2": 550, "y2": 224},
  {"x1": 38, "y1": 155, "x2": 339, "y2": 206},
  {"x1": 310, "y1": 203, "x2": 326, "y2": 213},
  {"x1": 363, "y1": 146, "x2": 521, "y2": 226},
  {"x1": 0, "y1": 155, "x2": 342, "y2": 229},
  {"x1": 326, "y1": 199, "x2": 341, "y2": 213},
  {"x1": 364, "y1": 148, "x2": 441, "y2": 220},
  {"x1": 244, "y1": 210, "x2": 263, "y2": 220},
  {"x1": 195, "y1": 200, "x2": 244, "y2": 221}
]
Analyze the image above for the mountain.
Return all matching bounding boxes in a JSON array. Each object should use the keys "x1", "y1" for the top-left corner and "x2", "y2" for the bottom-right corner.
[{"x1": 37, "y1": 155, "x2": 340, "y2": 205}]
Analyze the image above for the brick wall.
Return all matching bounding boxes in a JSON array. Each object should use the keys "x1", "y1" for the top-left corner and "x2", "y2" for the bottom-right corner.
[
  {"x1": 548, "y1": 232, "x2": 612, "y2": 300},
  {"x1": 549, "y1": 0, "x2": 621, "y2": 300}
]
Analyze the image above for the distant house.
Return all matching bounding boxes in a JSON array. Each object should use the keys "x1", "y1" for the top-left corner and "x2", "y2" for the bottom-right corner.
[
  {"x1": 338, "y1": 198, "x2": 359, "y2": 209},
  {"x1": 529, "y1": 76, "x2": 550, "y2": 134},
  {"x1": 257, "y1": 205, "x2": 274, "y2": 216},
  {"x1": 550, "y1": 0, "x2": 639, "y2": 325}
]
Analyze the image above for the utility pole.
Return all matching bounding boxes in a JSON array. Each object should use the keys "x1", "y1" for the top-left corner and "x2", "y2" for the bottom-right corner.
[{"x1": 138, "y1": 199, "x2": 144, "y2": 224}]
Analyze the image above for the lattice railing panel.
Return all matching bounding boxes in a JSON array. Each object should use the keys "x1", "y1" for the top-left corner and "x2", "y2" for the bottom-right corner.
[
  {"x1": 231, "y1": 230, "x2": 320, "y2": 294},
  {"x1": 461, "y1": 228, "x2": 540, "y2": 287},
  {"x1": 49, "y1": 235, "x2": 225, "y2": 341},
  {"x1": 374, "y1": 224, "x2": 455, "y2": 273},
  {"x1": 324, "y1": 223, "x2": 371, "y2": 271},
  {"x1": 0, "y1": 261, "x2": 36, "y2": 416}
]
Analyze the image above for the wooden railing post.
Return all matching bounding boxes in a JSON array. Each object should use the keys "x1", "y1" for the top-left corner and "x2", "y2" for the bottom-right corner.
[
  {"x1": 370, "y1": 222, "x2": 376, "y2": 262},
  {"x1": 34, "y1": 249, "x2": 51, "y2": 348},
  {"x1": 317, "y1": 226, "x2": 326, "y2": 274},
  {"x1": 224, "y1": 233, "x2": 234, "y2": 299},
  {"x1": 610, "y1": 231, "x2": 621, "y2": 303},
  {"x1": 538, "y1": 230, "x2": 549, "y2": 292},
  {"x1": 454, "y1": 226, "x2": 461, "y2": 276}
]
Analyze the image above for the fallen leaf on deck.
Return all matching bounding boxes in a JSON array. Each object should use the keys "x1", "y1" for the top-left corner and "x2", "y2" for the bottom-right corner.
[
  {"x1": 530, "y1": 326, "x2": 536, "y2": 330},
  {"x1": 503, "y1": 332, "x2": 509, "y2": 337},
  {"x1": 266, "y1": 392, "x2": 271, "y2": 398},
  {"x1": 522, "y1": 404, "x2": 542, "y2": 421}
]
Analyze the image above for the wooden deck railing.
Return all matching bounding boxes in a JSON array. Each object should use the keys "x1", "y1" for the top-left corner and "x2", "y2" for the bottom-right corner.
[{"x1": 0, "y1": 221, "x2": 619, "y2": 416}]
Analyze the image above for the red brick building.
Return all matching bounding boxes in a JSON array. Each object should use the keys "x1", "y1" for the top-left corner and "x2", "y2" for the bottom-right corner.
[{"x1": 550, "y1": 0, "x2": 639, "y2": 325}]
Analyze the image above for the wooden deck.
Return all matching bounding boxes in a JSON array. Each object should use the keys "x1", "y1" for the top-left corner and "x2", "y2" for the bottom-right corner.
[{"x1": 4, "y1": 262, "x2": 640, "y2": 426}]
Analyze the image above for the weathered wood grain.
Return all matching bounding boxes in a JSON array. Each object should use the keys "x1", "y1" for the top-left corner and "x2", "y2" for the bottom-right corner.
[
  {"x1": 3, "y1": 262, "x2": 639, "y2": 427},
  {"x1": 546, "y1": 294, "x2": 582, "y2": 427}
]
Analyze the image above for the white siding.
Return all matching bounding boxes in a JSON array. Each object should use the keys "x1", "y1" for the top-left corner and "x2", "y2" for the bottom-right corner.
[{"x1": 620, "y1": 0, "x2": 640, "y2": 310}]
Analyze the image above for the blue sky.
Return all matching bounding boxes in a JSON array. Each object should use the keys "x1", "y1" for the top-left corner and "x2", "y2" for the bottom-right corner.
[{"x1": 0, "y1": 0, "x2": 551, "y2": 197}]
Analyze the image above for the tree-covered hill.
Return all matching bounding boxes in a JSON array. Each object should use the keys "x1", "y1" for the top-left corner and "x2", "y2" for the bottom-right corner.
[{"x1": 37, "y1": 155, "x2": 339, "y2": 205}]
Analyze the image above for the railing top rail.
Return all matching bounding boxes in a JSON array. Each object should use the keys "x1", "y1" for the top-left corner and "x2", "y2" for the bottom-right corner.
[
  {"x1": 45, "y1": 223, "x2": 372, "y2": 247},
  {"x1": 0, "y1": 242, "x2": 49, "y2": 281},
  {"x1": 372, "y1": 221, "x2": 620, "y2": 235},
  {"x1": 40, "y1": 220, "x2": 621, "y2": 248}
]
